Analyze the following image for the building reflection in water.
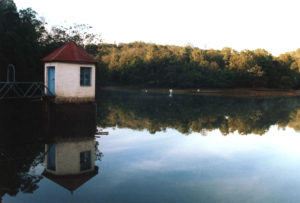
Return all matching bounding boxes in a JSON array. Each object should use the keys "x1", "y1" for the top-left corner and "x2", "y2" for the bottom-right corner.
[
  {"x1": 43, "y1": 137, "x2": 98, "y2": 193},
  {"x1": 43, "y1": 102, "x2": 99, "y2": 194},
  {"x1": 0, "y1": 101, "x2": 100, "y2": 199}
]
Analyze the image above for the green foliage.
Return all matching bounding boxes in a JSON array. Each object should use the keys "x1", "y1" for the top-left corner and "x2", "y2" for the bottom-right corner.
[
  {"x1": 96, "y1": 42, "x2": 300, "y2": 89},
  {"x1": 98, "y1": 90, "x2": 300, "y2": 135},
  {"x1": 0, "y1": 1, "x2": 46, "y2": 81},
  {"x1": 280, "y1": 76, "x2": 294, "y2": 89}
]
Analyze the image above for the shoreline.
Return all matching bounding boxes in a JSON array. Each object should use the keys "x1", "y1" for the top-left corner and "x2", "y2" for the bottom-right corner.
[{"x1": 100, "y1": 86, "x2": 300, "y2": 98}]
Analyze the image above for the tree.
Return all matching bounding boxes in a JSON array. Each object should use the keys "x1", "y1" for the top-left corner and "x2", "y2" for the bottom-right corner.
[
  {"x1": 0, "y1": 0, "x2": 102, "y2": 81},
  {"x1": 0, "y1": 1, "x2": 47, "y2": 81}
]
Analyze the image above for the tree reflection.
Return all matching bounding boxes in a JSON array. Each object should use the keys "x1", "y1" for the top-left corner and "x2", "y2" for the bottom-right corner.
[
  {"x1": 0, "y1": 102, "x2": 45, "y2": 200},
  {"x1": 98, "y1": 90, "x2": 300, "y2": 135},
  {"x1": 0, "y1": 142, "x2": 44, "y2": 200}
]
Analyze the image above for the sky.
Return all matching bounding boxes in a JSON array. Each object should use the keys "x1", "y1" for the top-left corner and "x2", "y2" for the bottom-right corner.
[{"x1": 14, "y1": 0, "x2": 300, "y2": 56}]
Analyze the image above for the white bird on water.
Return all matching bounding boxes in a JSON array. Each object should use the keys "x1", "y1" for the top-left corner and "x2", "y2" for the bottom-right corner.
[{"x1": 169, "y1": 89, "x2": 173, "y2": 97}]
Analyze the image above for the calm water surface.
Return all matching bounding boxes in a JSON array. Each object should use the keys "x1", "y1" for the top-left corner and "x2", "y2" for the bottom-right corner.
[{"x1": 2, "y1": 91, "x2": 300, "y2": 203}]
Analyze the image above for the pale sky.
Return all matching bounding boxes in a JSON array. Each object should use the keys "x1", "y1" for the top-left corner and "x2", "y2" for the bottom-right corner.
[{"x1": 14, "y1": 0, "x2": 300, "y2": 56}]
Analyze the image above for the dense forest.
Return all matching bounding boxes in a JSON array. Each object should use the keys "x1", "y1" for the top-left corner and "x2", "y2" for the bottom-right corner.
[
  {"x1": 97, "y1": 90, "x2": 300, "y2": 135},
  {"x1": 2, "y1": 0, "x2": 300, "y2": 89},
  {"x1": 94, "y1": 43, "x2": 300, "y2": 89}
]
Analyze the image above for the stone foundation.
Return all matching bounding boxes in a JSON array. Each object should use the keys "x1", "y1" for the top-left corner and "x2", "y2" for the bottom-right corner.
[{"x1": 52, "y1": 96, "x2": 95, "y2": 103}]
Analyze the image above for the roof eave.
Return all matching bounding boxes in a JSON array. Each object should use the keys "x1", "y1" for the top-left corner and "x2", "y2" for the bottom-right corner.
[{"x1": 42, "y1": 60, "x2": 98, "y2": 65}]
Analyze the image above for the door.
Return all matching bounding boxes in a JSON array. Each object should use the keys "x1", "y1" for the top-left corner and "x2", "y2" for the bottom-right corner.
[
  {"x1": 47, "y1": 144, "x2": 56, "y2": 171},
  {"x1": 47, "y1": 67, "x2": 55, "y2": 95}
]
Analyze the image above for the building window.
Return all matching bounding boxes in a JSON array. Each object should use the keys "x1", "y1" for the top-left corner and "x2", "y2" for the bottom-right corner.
[
  {"x1": 80, "y1": 67, "x2": 91, "y2": 86},
  {"x1": 80, "y1": 151, "x2": 91, "y2": 171}
]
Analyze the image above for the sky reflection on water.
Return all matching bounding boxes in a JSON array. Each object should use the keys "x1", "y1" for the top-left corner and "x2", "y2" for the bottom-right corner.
[
  {"x1": 95, "y1": 126, "x2": 300, "y2": 203},
  {"x1": 5, "y1": 126, "x2": 300, "y2": 203}
]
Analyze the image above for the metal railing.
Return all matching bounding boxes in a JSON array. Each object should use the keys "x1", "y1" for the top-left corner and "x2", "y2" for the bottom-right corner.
[{"x1": 0, "y1": 64, "x2": 54, "y2": 100}]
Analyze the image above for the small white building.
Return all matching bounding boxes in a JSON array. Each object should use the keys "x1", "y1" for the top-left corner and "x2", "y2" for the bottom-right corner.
[{"x1": 42, "y1": 41, "x2": 98, "y2": 103}]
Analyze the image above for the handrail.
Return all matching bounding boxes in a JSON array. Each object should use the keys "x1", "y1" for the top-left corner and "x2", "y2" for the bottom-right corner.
[
  {"x1": 0, "y1": 64, "x2": 54, "y2": 100},
  {"x1": 7, "y1": 64, "x2": 15, "y2": 82},
  {"x1": 0, "y1": 82, "x2": 43, "y2": 84},
  {"x1": 0, "y1": 82, "x2": 55, "y2": 99}
]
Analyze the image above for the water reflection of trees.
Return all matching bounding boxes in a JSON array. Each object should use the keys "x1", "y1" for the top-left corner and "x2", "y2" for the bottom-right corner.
[
  {"x1": 0, "y1": 102, "x2": 45, "y2": 200},
  {"x1": 0, "y1": 142, "x2": 44, "y2": 199},
  {"x1": 98, "y1": 90, "x2": 300, "y2": 135}
]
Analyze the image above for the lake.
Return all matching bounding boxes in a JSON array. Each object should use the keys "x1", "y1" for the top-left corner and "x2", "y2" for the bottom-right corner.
[{"x1": 2, "y1": 90, "x2": 300, "y2": 203}]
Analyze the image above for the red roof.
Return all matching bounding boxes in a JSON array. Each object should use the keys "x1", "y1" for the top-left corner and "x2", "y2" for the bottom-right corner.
[
  {"x1": 42, "y1": 41, "x2": 98, "y2": 64},
  {"x1": 43, "y1": 166, "x2": 99, "y2": 192}
]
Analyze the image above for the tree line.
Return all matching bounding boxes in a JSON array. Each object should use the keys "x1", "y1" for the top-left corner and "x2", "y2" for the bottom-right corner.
[
  {"x1": 2, "y1": 0, "x2": 300, "y2": 89},
  {"x1": 93, "y1": 42, "x2": 300, "y2": 89},
  {"x1": 97, "y1": 90, "x2": 300, "y2": 135}
]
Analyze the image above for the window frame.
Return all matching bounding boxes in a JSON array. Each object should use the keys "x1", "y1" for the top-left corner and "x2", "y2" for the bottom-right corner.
[
  {"x1": 80, "y1": 151, "x2": 92, "y2": 171},
  {"x1": 80, "y1": 67, "x2": 92, "y2": 87}
]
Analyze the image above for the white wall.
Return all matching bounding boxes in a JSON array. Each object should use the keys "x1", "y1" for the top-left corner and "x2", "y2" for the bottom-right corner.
[
  {"x1": 45, "y1": 138, "x2": 95, "y2": 175},
  {"x1": 44, "y1": 62, "x2": 96, "y2": 102}
]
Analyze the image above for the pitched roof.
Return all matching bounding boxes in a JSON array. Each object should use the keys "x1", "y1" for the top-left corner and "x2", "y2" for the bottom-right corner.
[
  {"x1": 43, "y1": 166, "x2": 99, "y2": 192},
  {"x1": 41, "y1": 41, "x2": 98, "y2": 64}
]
